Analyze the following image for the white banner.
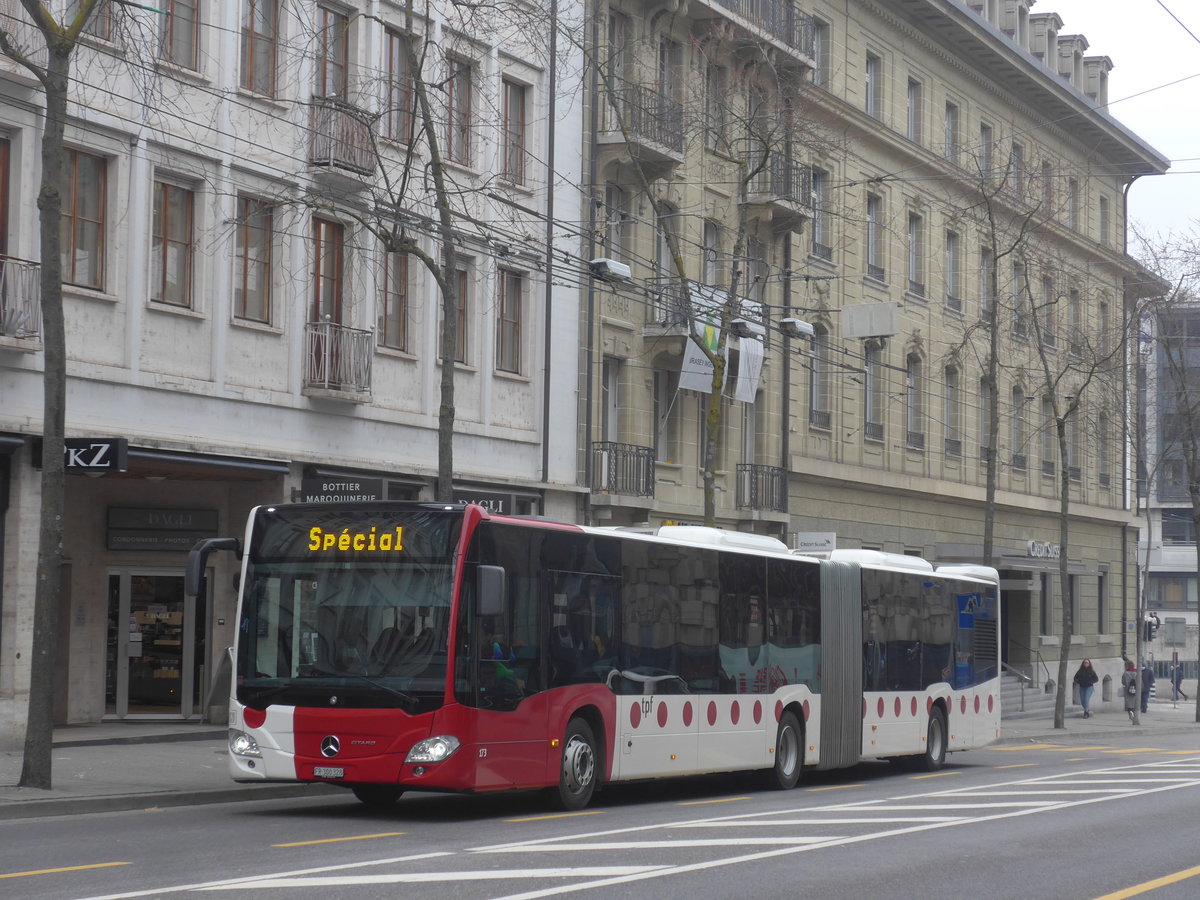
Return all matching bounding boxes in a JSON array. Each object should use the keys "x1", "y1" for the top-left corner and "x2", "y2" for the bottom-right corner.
[{"x1": 734, "y1": 336, "x2": 764, "y2": 403}]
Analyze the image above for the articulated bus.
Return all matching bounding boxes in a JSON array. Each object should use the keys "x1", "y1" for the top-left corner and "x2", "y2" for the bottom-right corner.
[{"x1": 186, "y1": 502, "x2": 1000, "y2": 810}]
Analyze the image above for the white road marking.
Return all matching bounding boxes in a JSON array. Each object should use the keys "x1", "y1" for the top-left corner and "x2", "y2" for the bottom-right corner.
[
  {"x1": 200, "y1": 867, "x2": 670, "y2": 889},
  {"x1": 674, "y1": 816, "x2": 964, "y2": 826},
  {"x1": 478, "y1": 837, "x2": 841, "y2": 852}
]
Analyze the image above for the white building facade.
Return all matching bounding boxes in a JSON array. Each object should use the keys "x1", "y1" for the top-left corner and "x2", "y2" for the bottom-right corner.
[{"x1": 0, "y1": 0, "x2": 584, "y2": 738}]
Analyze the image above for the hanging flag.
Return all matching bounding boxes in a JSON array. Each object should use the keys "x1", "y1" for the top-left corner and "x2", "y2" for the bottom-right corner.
[{"x1": 734, "y1": 336, "x2": 764, "y2": 403}]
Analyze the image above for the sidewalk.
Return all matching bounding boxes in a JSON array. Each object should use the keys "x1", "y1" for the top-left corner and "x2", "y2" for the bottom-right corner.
[{"x1": 1, "y1": 700, "x2": 1196, "y2": 821}]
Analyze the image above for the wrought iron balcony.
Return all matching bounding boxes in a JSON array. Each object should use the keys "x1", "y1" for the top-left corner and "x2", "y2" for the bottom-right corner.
[
  {"x1": 710, "y1": 0, "x2": 816, "y2": 58},
  {"x1": 647, "y1": 277, "x2": 690, "y2": 328},
  {"x1": 747, "y1": 155, "x2": 811, "y2": 227},
  {"x1": 600, "y1": 86, "x2": 685, "y2": 167},
  {"x1": 309, "y1": 98, "x2": 375, "y2": 176},
  {"x1": 0, "y1": 255, "x2": 42, "y2": 347},
  {"x1": 591, "y1": 441, "x2": 655, "y2": 497},
  {"x1": 736, "y1": 464, "x2": 787, "y2": 513},
  {"x1": 304, "y1": 320, "x2": 373, "y2": 396}
]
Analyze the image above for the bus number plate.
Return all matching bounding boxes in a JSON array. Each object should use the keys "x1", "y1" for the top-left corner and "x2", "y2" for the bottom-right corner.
[{"x1": 313, "y1": 766, "x2": 344, "y2": 778}]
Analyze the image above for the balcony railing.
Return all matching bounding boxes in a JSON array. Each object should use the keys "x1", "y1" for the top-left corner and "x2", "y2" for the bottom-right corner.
[
  {"x1": 602, "y1": 86, "x2": 685, "y2": 155},
  {"x1": 944, "y1": 437, "x2": 962, "y2": 457},
  {"x1": 713, "y1": 0, "x2": 816, "y2": 56},
  {"x1": 591, "y1": 441, "x2": 655, "y2": 497},
  {"x1": 749, "y1": 155, "x2": 812, "y2": 208},
  {"x1": 0, "y1": 255, "x2": 42, "y2": 343},
  {"x1": 867, "y1": 263, "x2": 886, "y2": 281},
  {"x1": 309, "y1": 98, "x2": 375, "y2": 175},
  {"x1": 648, "y1": 277, "x2": 690, "y2": 327},
  {"x1": 865, "y1": 422, "x2": 884, "y2": 441},
  {"x1": 305, "y1": 320, "x2": 373, "y2": 394},
  {"x1": 736, "y1": 463, "x2": 787, "y2": 512},
  {"x1": 906, "y1": 430, "x2": 925, "y2": 450}
]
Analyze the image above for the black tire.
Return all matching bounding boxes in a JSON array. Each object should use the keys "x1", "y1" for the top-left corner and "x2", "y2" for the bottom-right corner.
[
  {"x1": 919, "y1": 706, "x2": 947, "y2": 771},
  {"x1": 557, "y1": 717, "x2": 599, "y2": 811},
  {"x1": 767, "y1": 711, "x2": 804, "y2": 790},
  {"x1": 351, "y1": 785, "x2": 404, "y2": 809}
]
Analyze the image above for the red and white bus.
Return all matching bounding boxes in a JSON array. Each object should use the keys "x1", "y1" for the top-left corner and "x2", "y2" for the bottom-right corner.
[{"x1": 187, "y1": 502, "x2": 1000, "y2": 810}]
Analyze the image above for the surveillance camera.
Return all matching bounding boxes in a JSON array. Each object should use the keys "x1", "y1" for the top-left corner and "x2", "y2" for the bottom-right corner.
[{"x1": 589, "y1": 257, "x2": 633, "y2": 282}]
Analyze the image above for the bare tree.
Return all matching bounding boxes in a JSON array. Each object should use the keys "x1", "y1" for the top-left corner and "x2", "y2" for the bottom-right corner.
[{"x1": 0, "y1": 0, "x2": 106, "y2": 789}]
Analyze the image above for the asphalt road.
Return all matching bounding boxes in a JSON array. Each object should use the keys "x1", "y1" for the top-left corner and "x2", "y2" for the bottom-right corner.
[{"x1": 4, "y1": 731, "x2": 1200, "y2": 900}]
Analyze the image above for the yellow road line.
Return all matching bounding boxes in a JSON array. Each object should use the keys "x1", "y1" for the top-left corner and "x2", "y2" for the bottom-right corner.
[
  {"x1": 678, "y1": 796, "x2": 750, "y2": 806},
  {"x1": 273, "y1": 832, "x2": 405, "y2": 847},
  {"x1": 1066, "y1": 758, "x2": 1096, "y2": 762},
  {"x1": 0, "y1": 862, "x2": 131, "y2": 880},
  {"x1": 989, "y1": 744, "x2": 1063, "y2": 751},
  {"x1": 910, "y1": 771, "x2": 959, "y2": 780},
  {"x1": 1044, "y1": 746, "x2": 1110, "y2": 752},
  {"x1": 505, "y1": 811, "x2": 605, "y2": 823},
  {"x1": 1091, "y1": 863, "x2": 1200, "y2": 900},
  {"x1": 806, "y1": 783, "x2": 865, "y2": 792},
  {"x1": 997, "y1": 763, "x2": 1037, "y2": 769},
  {"x1": 1103, "y1": 748, "x2": 1165, "y2": 755}
]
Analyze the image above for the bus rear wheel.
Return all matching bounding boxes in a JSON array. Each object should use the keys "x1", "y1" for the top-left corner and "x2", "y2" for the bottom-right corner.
[
  {"x1": 557, "y1": 718, "x2": 598, "y2": 811},
  {"x1": 767, "y1": 711, "x2": 804, "y2": 790},
  {"x1": 920, "y1": 707, "x2": 947, "y2": 771},
  {"x1": 351, "y1": 785, "x2": 404, "y2": 809}
]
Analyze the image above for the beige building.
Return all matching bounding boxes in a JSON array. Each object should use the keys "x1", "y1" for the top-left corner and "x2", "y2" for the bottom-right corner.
[{"x1": 579, "y1": 0, "x2": 1167, "y2": 690}]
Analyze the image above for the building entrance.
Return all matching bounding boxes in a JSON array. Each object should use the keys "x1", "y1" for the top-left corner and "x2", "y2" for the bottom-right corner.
[{"x1": 105, "y1": 569, "x2": 207, "y2": 718}]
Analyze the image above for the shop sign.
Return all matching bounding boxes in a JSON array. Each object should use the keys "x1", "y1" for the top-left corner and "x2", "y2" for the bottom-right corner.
[
  {"x1": 298, "y1": 478, "x2": 384, "y2": 502},
  {"x1": 107, "y1": 507, "x2": 219, "y2": 551},
  {"x1": 794, "y1": 532, "x2": 837, "y2": 553},
  {"x1": 1027, "y1": 540, "x2": 1061, "y2": 559},
  {"x1": 33, "y1": 437, "x2": 128, "y2": 472},
  {"x1": 453, "y1": 489, "x2": 515, "y2": 514}
]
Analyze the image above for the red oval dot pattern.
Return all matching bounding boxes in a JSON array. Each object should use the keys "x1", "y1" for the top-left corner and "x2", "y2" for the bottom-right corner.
[
  {"x1": 802, "y1": 699, "x2": 810, "y2": 721},
  {"x1": 753, "y1": 701, "x2": 763, "y2": 725},
  {"x1": 657, "y1": 702, "x2": 669, "y2": 727},
  {"x1": 731, "y1": 701, "x2": 741, "y2": 725},
  {"x1": 707, "y1": 701, "x2": 718, "y2": 726},
  {"x1": 775, "y1": 700, "x2": 784, "y2": 722},
  {"x1": 630, "y1": 703, "x2": 641, "y2": 728},
  {"x1": 683, "y1": 702, "x2": 694, "y2": 727}
]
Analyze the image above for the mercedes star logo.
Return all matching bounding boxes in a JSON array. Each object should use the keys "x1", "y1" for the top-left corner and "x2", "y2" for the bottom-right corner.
[{"x1": 321, "y1": 735, "x2": 340, "y2": 758}]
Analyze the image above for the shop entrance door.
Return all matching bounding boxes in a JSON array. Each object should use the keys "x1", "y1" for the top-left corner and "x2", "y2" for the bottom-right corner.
[{"x1": 106, "y1": 569, "x2": 207, "y2": 718}]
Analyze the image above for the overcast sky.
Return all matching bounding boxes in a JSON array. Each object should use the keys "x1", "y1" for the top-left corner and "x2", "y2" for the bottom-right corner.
[{"x1": 1038, "y1": 0, "x2": 1200, "y2": 243}]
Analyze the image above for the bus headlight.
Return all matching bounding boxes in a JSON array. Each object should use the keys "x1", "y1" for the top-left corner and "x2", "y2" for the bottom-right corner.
[
  {"x1": 229, "y1": 729, "x2": 262, "y2": 758},
  {"x1": 405, "y1": 735, "x2": 460, "y2": 764}
]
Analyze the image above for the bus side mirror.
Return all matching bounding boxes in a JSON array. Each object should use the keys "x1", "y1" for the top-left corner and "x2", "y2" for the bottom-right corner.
[
  {"x1": 185, "y1": 537, "x2": 242, "y2": 599},
  {"x1": 477, "y1": 565, "x2": 506, "y2": 617}
]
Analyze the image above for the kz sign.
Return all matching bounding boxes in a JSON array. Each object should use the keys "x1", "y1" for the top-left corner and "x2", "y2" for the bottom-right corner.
[{"x1": 33, "y1": 437, "x2": 129, "y2": 473}]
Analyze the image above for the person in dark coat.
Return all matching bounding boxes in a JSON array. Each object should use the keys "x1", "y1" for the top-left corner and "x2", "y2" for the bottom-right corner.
[
  {"x1": 1141, "y1": 662, "x2": 1156, "y2": 713},
  {"x1": 1073, "y1": 659, "x2": 1099, "y2": 718},
  {"x1": 1122, "y1": 660, "x2": 1138, "y2": 721},
  {"x1": 1173, "y1": 666, "x2": 1188, "y2": 702}
]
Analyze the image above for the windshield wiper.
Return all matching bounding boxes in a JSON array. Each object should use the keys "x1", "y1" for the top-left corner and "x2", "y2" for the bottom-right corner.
[{"x1": 297, "y1": 666, "x2": 419, "y2": 711}]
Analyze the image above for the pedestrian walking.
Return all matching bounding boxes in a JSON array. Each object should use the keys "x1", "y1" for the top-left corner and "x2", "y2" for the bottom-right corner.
[
  {"x1": 1122, "y1": 660, "x2": 1138, "y2": 722},
  {"x1": 1073, "y1": 659, "x2": 1099, "y2": 718},
  {"x1": 1173, "y1": 666, "x2": 1188, "y2": 702},
  {"x1": 1141, "y1": 662, "x2": 1155, "y2": 713}
]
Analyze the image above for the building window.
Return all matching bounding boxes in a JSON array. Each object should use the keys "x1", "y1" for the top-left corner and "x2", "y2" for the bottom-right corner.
[
  {"x1": 496, "y1": 268, "x2": 524, "y2": 373},
  {"x1": 906, "y1": 78, "x2": 922, "y2": 143},
  {"x1": 160, "y1": 0, "x2": 199, "y2": 69},
  {"x1": 1039, "y1": 573, "x2": 1051, "y2": 635},
  {"x1": 865, "y1": 192, "x2": 884, "y2": 280},
  {"x1": 1041, "y1": 396, "x2": 1055, "y2": 476},
  {"x1": 446, "y1": 58, "x2": 473, "y2": 165},
  {"x1": 501, "y1": 78, "x2": 527, "y2": 185},
  {"x1": 151, "y1": 180, "x2": 195, "y2": 308},
  {"x1": 979, "y1": 122, "x2": 994, "y2": 177},
  {"x1": 1040, "y1": 276, "x2": 1056, "y2": 347},
  {"x1": 653, "y1": 368, "x2": 682, "y2": 461},
  {"x1": 240, "y1": 0, "x2": 277, "y2": 96},
  {"x1": 1012, "y1": 262, "x2": 1027, "y2": 336},
  {"x1": 865, "y1": 53, "x2": 882, "y2": 118},
  {"x1": 1067, "y1": 177, "x2": 1079, "y2": 229},
  {"x1": 705, "y1": 65, "x2": 727, "y2": 150},
  {"x1": 979, "y1": 378, "x2": 995, "y2": 458},
  {"x1": 454, "y1": 266, "x2": 470, "y2": 364},
  {"x1": 906, "y1": 354, "x2": 924, "y2": 448},
  {"x1": 1162, "y1": 510, "x2": 1197, "y2": 546},
  {"x1": 311, "y1": 217, "x2": 344, "y2": 325},
  {"x1": 979, "y1": 246, "x2": 994, "y2": 317},
  {"x1": 314, "y1": 5, "x2": 348, "y2": 99},
  {"x1": 1098, "y1": 412, "x2": 1111, "y2": 487},
  {"x1": 1099, "y1": 196, "x2": 1110, "y2": 246},
  {"x1": 809, "y1": 326, "x2": 831, "y2": 429},
  {"x1": 1097, "y1": 572, "x2": 1107, "y2": 634},
  {"x1": 233, "y1": 195, "x2": 272, "y2": 323},
  {"x1": 907, "y1": 213, "x2": 924, "y2": 296},
  {"x1": 379, "y1": 251, "x2": 408, "y2": 351},
  {"x1": 601, "y1": 357, "x2": 620, "y2": 443},
  {"x1": 945, "y1": 230, "x2": 961, "y2": 310},
  {"x1": 811, "y1": 18, "x2": 830, "y2": 87},
  {"x1": 944, "y1": 366, "x2": 961, "y2": 457},
  {"x1": 865, "y1": 342, "x2": 884, "y2": 441},
  {"x1": 603, "y1": 182, "x2": 630, "y2": 261},
  {"x1": 811, "y1": 168, "x2": 831, "y2": 259},
  {"x1": 944, "y1": 101, "x2": 959, "y2": 161},
  {"x1": 1008, "y1": 141, "x2": 1024, "y2": 196},
  {"x1": 703, "y1": 220, "x2": 721, "y2": 285},
  {"x1": 606, "y1": 12, "x2": 631, "y2": 84},
  {"x1": 1011, "y1": 386, "x2": 1026, "y2": 469},
  {"x1": 658, "y1": 37, "x2": 683, "y2": 104},
  {"x1": 61, "y1": 148, "x2": 106, "y2": 291},
  {"x1": 1067, "y1": 409, "x2": 1081, "y2": 480},
  {"x1": 1068, "y1": 289, "x2": 1082, "y2": 356},
  {"x1": 76, "y1": 0, "x2": 112, "y2": 40},
  {"x1": 384, "y1": 29, "x2": 415, "y2": 143}
]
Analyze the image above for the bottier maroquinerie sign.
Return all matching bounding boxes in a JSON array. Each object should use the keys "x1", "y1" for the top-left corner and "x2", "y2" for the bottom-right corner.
[{"x1": 298, "y1": 478, "x2": 384, "y2": 502}]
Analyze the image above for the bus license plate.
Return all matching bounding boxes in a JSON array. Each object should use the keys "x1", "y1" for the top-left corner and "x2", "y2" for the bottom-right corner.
[{"x1": 313, "y1": 766, "x2": 344, "y2": 779}]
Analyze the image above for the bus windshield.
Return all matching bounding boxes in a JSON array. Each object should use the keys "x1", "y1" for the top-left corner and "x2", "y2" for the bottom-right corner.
[{"x1": 236, "y1": 505, "x2": 463, "y2": 713}]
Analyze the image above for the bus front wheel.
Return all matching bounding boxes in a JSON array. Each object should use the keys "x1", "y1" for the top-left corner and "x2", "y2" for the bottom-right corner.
[
  {"x1": 557, "y1": 717, "x2": 598, "y2": 810},
  {"x1": 767, "y1": 710, "x2": 804, "y2": 790},
  {"x1": 351, "y1": 785, "x2": 404, "y2": 809},
  {"x1": 920, "y1": 707, "x2": 947, "y2": 771}
]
